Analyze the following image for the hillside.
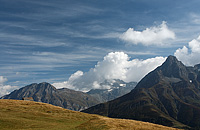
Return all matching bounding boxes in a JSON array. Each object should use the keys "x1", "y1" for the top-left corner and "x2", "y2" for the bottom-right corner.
[
  {"x1": 83, "y1": 56, "x2": 200, "y2": 129},
  {"x1": 1, "y1": 82, "x2": 99, "y2": 111},
  {"x1": 0, "y1": 99, "x2": 179, "y2": 130}
]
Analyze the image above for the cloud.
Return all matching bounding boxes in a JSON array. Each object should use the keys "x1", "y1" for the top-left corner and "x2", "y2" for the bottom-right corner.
[
  {"x1": 190, "y1": 13, "x2": 200, "y2": 25},
  {"x1": 53, "y1": 52, "x2": 166, "y2": 91},
  {"x1": 125, "y1": 56, "x2": 166, "y2": 82},
  {"x1": 0, "y1": 76, "x2": 8, "y2": 84},
  {"x1": 0, "y1": 76, "x2": 19, "y2": 97},
  {"x1": 174, "y1": 35, "x2": 200, "y2": 66},
  {"x1": 120, "y1": 21, "x2": 175, "y2": 46},
  {"x1": 52, "y1": 71, "x2": 83, "y2": 89}
]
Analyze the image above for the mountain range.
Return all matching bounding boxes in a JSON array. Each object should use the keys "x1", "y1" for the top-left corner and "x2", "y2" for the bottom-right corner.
[
  {"x1": 2, "y1": 55, "x2": 200, "y2": 129},
  {"x1": 1, "y1": 82, "x2": 99, "y2": 111},
  {"x1": 87, "y1": 79, "x2": 137, "y2": 103},
  {"x1": 1, "y1": 80, "x2": 136, "y2": 111},
  {"x1": 82, "y1": 56, "x2": 200, "y2": 129}
]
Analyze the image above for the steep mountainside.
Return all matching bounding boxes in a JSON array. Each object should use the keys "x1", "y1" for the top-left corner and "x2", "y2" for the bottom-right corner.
[
  {"x1": 87, "y1": 79, "x2": 137, "y2": 102},
  {"x1": 1, "y1": 82, "x2": 99, "y2": 111},
  {"x1": 83, "y1": 56, "x2": 200, "y2": 129}
]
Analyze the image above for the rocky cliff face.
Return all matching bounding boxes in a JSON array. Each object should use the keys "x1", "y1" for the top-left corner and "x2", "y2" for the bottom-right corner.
[
  {"x1": 1, "y1": 82, "x2": 99, "y2": 111},
  {"x1": 87, "y1": 79, "x2": 137, "y2": 103},
  {"x1": 83, "y1": 56, "x2": 200, "y2": 129}
]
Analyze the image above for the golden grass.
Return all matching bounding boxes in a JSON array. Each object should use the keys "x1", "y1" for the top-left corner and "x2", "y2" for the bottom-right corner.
[{"x1": 0, "y1": 99, "x2": 180, "y2": 130}]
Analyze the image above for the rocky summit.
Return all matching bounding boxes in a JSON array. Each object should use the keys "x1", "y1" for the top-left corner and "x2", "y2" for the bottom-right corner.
[
  {"x1": 87, "y1": 79, "x2": 137, "y2": 103},
  {"x1": 1, "y1": 82, "x2": 99, "y2": 111},
  {"x1": 82, "y1": 56, "x2": 200, "y2": 129}
]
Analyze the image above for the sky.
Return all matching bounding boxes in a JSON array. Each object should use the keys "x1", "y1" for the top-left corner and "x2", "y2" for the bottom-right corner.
[{"x1": 1, "y1": 0, "x2": 200, "y2": 96}]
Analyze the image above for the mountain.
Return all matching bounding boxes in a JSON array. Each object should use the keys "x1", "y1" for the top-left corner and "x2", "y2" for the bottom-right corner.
[
  {"x1": 82, "y1": 56, "x2": 200, "y2": 129},
  {"x1": 0, "y1": 99, "x2": 179, "y2": 130},
  {"x1": 1, "y1": 82, "x2": 99, "y2": 111},
  {"x1": 87, "y1": 79, "x2": 137, "y2": 103}
]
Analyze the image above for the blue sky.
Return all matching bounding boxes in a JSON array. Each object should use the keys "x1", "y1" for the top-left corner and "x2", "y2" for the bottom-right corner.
[{"x1": 1, "y1": 0, "x2": 200, "y2": 95}]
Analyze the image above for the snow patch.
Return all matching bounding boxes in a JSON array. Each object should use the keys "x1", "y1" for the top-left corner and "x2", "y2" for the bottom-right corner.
[
  {"x1": 108, "y1": 89, "x2": 113, "y2": 92},
  {"x1": 120, "y1": 84, "x2": 126, "y2": 87}
]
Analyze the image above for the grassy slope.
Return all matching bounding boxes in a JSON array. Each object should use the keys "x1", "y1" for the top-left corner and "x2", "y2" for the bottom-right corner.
[{"x1": 0, "y1": 99, "x2": 179, "y2": 130}]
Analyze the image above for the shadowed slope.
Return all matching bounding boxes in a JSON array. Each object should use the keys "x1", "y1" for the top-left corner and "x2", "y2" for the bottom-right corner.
[{"x1": 83, "y1": 56, "x2": 200, "y2": 129}]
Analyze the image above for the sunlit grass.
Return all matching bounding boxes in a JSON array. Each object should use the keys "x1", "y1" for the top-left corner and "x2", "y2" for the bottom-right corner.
[{"x1": 0, "y1": 99, "x2": 179, "y2": 130}]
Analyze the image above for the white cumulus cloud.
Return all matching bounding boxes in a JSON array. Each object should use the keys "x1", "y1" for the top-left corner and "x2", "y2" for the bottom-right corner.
[
  {"x1": 125, "y1": 57, "x2": 166, "y2": 82},
  {"x1": 0, "y1": 76, "x2": 19, "y2": 97},
  {"x1": 120, "y1": 21, "x2": 175, "y2": 46},
  {"x1": 53, "y1": 52, "x2": 166, "y2": 91},
  {"x1": 174, "y1": 35, "x2": 200, "y2": 66},
  {"x1": 52, "y1": 71, "x2": 83, "y2": 89}
]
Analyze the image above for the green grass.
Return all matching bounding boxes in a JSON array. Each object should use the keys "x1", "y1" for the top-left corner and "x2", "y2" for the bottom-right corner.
[{"x1": 0, "y1": 99, "x2": 179, "y2": 130}]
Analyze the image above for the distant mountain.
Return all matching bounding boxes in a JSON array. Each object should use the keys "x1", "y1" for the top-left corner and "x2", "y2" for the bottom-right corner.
[
  {"x1": 83, "y1": 56, "x2": 200, "y2": 129},
  {"x1": 1, "y1": 82, "x2": 99, "y2": 111},
  {"x1": 87, "y1": 79, "x2": 137, "y2": 103}
]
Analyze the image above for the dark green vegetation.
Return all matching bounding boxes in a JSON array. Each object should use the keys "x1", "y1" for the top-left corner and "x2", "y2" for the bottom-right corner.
[
  {"x1": 0, "y1": 99, "x2": 179, "y2": 130},
  {"x1": 1, "y1": 82, "x2": 99, "y2": 111},
  {"x1": 83, "y1": 56, "x2": 200, "y2": 129}
]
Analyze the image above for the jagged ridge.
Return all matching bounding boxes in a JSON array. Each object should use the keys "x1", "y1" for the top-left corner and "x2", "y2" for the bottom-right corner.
[{"x1": 87, "y1": 79, "x2": 137, "y2": 103}]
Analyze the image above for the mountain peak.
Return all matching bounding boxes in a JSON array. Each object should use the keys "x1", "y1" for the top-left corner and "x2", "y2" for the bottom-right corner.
[
  {"x1": 25, "y1": 82, "x2": 56, "y2": 92},
  {"x1": 135, "y1": 55, "x2": 187, "y2": 89},
  {"x1": 162, "y1": 55, "x2": 183, "y2": 67},
  {"x1": 165, "y1": 55, "x2": 178, "y2": 63},
  {"x1": 40, "y1": 82, "x2": 51, "y2": 85},
  {"x1": 160, "y1": 55, "x2": 187, "y2": 79},
  {"x1": 38, "y1": 82, "x2": 55, "y2": 88}
]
